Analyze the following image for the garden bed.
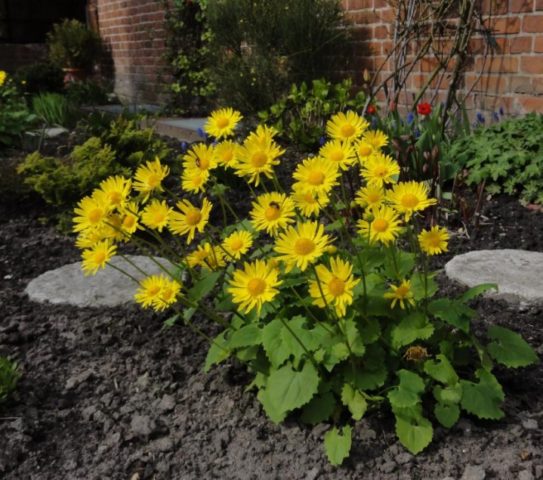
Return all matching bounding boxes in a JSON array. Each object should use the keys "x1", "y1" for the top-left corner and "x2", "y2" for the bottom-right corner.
[{"x1": 0, "y1": 195, "x2": 542, "y2": 480}]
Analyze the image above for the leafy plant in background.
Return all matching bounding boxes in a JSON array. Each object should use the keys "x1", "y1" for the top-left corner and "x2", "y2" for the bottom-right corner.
[
  {"x1": 162, "y1": 0, "x2": 216, "y2": 115},
  {"x1": 0, "y1": 71, "x2": 37, "y2": 148},
  {"x1": 206, "y1": 0, "x2": 352, "y2": 113},
  {"x1": 0, "y1": 356, "x2": 20, "y2": 405},
  {"x1": 259, "y1": 78, "x2": 366, "y2": 151},
  {"x1": 32, "y1": 92, "x2": 79, "y2": 128},
  {"x1": 14, "y1": 62, "x2": 65, "y2": 95},
  {"x1": 71, "y1": 108, "x2": 538, "y2": 465},
  {"x1": 448, "y1": 113, "x2": 543, "y2": 205},
  {"x1": 65, "y1": 80, "x2": 111, "y2": 106}
]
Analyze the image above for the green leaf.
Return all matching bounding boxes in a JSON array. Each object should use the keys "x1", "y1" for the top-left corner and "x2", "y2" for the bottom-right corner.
[
  {"x1": 341, "y1": 384, "x2": 368, "y2": 420},
  {"x1": 434, "y1": 403, "x2": 460, "y2": 428},
  {"x1": 433, "y1": 383, "x2": 463, "y2": 405},
  {"x1": 428, "y1": 299, "x2": 474, "y2": 333},
  {"x1": 163, "y1": 313, "x2": 180, "y2": 328},
  {"x1": 258, "y1": 387, "x2": 287, "y2": 423},
  {"x1": 324, "y1": 425, "x2": 352, "y2": 466},
  {"x1": 390, "y1": 312, "x2": 434, "y2": 350},
  {"x1": 347, "y1": 344, "x2": 388, "y2": 390},
  {"x1": 344, "y1": 319, "x2": 366, "y2": 357},
  {"x1": 384, "y1": 250, "x2": 415, "y2": 279},
  {"x1": 388, "y1": 370, "x2": 425, "y2": 409},
  {"x1": 227, "y1": 324, "x2": 262, "y2": 349},
  {"x1": 487, "y1": 325, "x2": 538, "y2": 368},
  {"x1": 301, "y1": 391, "x2": 336, "y2": 425},
  {"x1": 280, "y1": 316, "x2": 322, "y2": 360},
  {"x1": 263, "y1": 362, "x2": 320, "y2": 419},
  {"x1": 393, "y1": 405, "x2": 433, "y2": 454},
  {"x1": 424, "y1": 354, "x2": 459, "y2": 385},
  {"x1": 460, "y1": 283, "x2": 498, "y2": 302},
  {"x1": 188, "y1": 271, "x2": 221, "y2": 302},
  {"x1": 262, "y1": 319, "x2": 290, "y2": 368},
  {"x1": 204, "y1": 331, "x2": 230, "y2": 372},
  {"x1": 460, "y1": 369, "x2": 505, "y2": 420},
  {"x1": 357, "y1": 317, "x2": 381, "y2": 344}
]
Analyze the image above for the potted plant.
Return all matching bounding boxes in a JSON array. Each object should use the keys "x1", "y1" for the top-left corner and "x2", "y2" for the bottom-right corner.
[{"x1": 47, "y1": 19, "x2": 102, "y2": 84}]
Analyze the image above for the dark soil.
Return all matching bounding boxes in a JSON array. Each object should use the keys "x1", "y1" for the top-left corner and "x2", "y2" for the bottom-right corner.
[{"x1": 0, "y1": 195, "x2": 542, "y2": 480}]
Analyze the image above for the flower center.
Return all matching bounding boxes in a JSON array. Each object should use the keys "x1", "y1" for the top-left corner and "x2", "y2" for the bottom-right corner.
[
  {"x1": 221, "y1": 151, "x2": 233, "y2": 164},
  {"x1": 93, "y1": 250, "x2": 106, "y2": 264},
  {"x1": 123, "y1": 215, "x2": 136, "y2": 229},
  {"x1": 147, "y1": 174, "x2": 161, "y2": 188},
  {"x1": 161, "y1": 287, "x2": 175, "y2": 301},
  {"x1": 303, "y1": 192, "x2": 316, "y2": 204},
  {"x1": 427, "y1": 232, "x2": 441, "y2": 247},
  {"x1": 229, "y1": 238, "x2": 243, "y2": 251},
  {"x1": 251, "y1": 152, "x2": 268, "y2": 168},
  {"x1": 373, "y1": 165, "x2": 388, "y2": 178},
  {"x1": 401, "y1": 193, "x2": 419, "y2": 209},
  {"x1": 196, "y1": 156, "x2": 210, "y2": 170},
  {"x1": 367, "y1": 192, "x2": 381, "y2": 204},
  {"x1": 153, "y1": 212, "x2": 166, "y2": 224},
  {"x1": 340, "y1": 124, "x2": 356, "y2": 137},
  {"x1": 185, "y1": 209, "x2": 202, "y2": 226},
  {"x1": 216, "y1": 117, "x2": 229, "y2": 129},
  {"x1": 108, "y1": 191, "x2": 122, "y2": 205},
  {"x1": 358, "y1": 144, "x2": 372, "y2": 157},
  {"x1": 294, "y1": 237, "x2": 315, "y2": 256},
  {"x1": 395, "y1": 285, "x2": 410, "y2": 298},
  {"x1": 308, "y1": 170, "x2": 325, "y2": 186},
  {"x1": 148, "y1": 285, "x2": 161, "y2": 296},
  {"x1": 328, "y1": 277, "x2": 345, "y2": 297},
  {"x1": 89, "y1": 208, "x2": 103, "y2": 224},
  {"x1": 247, "y1": 277, "x2": 266, "y2": 296},
  {"x1": 330, "y1": 150, "x2": 344, "y2": 163},
  {"x1": 372, "y1": 218, "x2": 389, "y2": 232},
  {"x1": 264, "y1": 205, "x2": 281, "y2": 221}
]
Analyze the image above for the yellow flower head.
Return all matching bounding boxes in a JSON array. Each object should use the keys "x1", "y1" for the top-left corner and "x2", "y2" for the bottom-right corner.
[
  {"x1": 169, "y1": 198, "x2": 212, "y2": 244},
  {"x1": 360, "y1": 152, "x2": 400, "y2": 187},
  {"x1": 181, "y1": 167, "x2": 209, "y2": 194},
  {"x1": 355, "y1": 139, "x2": 377, "y2": 165},
  {"x1": 133, "y1": 158, "x2": 170, "y2": 200},
  {"x1": 120, "y1": 202, "x2": 141, "y2": 236},
  {"x1": 418, "y1": 225, "x2": 449, "y2": 255},
  {"x1": 81, "y1": 240, "x2": 116, "y2": 276},
  {"x1": 223, "y1": 230, "x2": 254, "y2": 260},
  {"x1": 355, "y1": 185, "x2": 386, "y2": 209},
  {"x1": 235, "y1": 131, "x2": 284, "y2": 186},
  {"x1": 357, "y1": 206, "x2": 402, "y2": 244},
  {"x1": 326, "y1": 111, "x2": 369, "y2": 142},
  {"x1": 76, "y1": 227, "x2": 109, "y2": 250},
  {"x1": 98, "y1": 176, "x2": 132, "y2": 210},
  {"x1": 363, "y1": 129, "x2": 389, "y2": 149},
  {"x1": 274, "y1": 221, "x2": 331, "y2": 272},
  {"x1": 384, "y1": 279, "x2": 415, "y2": 309},
  {"x1": 387, "y1": 181, "x2": 437, "y2": 220},
  {"x1": 250, "y1": 192, "x2": 295, "y2": 236},
  {"x1": 187, "y1": 242, "x2": 226, "y2": 270},
  {"x1": 183, "y1": 143, "x2": 217, "y2": 173},
  {"x1": 141, "y1": 199, "x2": 172, "y2": 232},
  {"x1": 214, "y1": 140, "x2": 239, "y2": 168},
  {"x1": 73, "y1": 193, "x2": 110, "y2": 233},
  {"x1": 309, "y1": 257, "x2": 360, "y2": 317},
  {"x1": 319, "y1": 140, "x2": 356, "y2": 171},
  {"x1": 0, "y1": 70, "x2": 7, "y2": 86},
  {"x1": 204, "y1": 107, "x2": 243, "y2": 139},
  {"x1": 292, "y1": 157, "x2": 339, "y2": 196},
  {"x1": 291, "y1": 190, "x2": 330, "y2": 217},
  {"x1": 102, "y1": 213, "x2": 125, "y2": 242},
  {"x1": 134, "y1": 274, "x2": 181, "y2": 311},
  {"x1": 227, "y1": 259, "x2": 282, "y2": 314},
  {"x1": 249, "y1": 124, "x2": 279, "y2": 143}
]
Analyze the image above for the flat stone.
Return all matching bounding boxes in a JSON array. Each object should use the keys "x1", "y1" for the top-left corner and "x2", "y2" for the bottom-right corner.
[
  {"x1": 445, "y1": 250, "x2": 543, "y2": 305},
  {"x1": 25, "y1": 255, "x2": 174, "y2": 307},
  {"x1": 461, "y1": 465, "x2": 486, "y2": 480}
]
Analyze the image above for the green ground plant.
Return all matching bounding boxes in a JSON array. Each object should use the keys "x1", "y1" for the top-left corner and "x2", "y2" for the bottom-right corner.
[
  {"x1": 0, "y1": 356, "x2": 20, "y2": 405},
  {"x1": 32, "y1": 92, "x2": 79, "y2": 128}
]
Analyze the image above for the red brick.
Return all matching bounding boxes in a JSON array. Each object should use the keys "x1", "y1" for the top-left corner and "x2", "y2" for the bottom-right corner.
[
  {"x1": 517, "y1": 96, "x2": 543, "y2": 112},
  {"x1": 509, "y1": 36, "x2": 533, "y2": 53},
  {"x1": 511, "y1": 76, "x2": 535, "y2": 94},
  {"x1": 475, "y1": 55, "x2": 519, "y2": 73},
  {"x1": 374, "y1": 25, "x2": 389, "y2": 38},
  {"x1": 523, "y1": 15, "x2": 543, "y2": 32},
  {"x1": 534, "y1": 36, "x2": 543, "y2": 52},
  {"x1": 484, "y1": 16, "x2": 521, "y2": 34},
  {"x1": 537, "y1": 0, "x2": 543, "y2": 9},
  {"x1": 347, "y1": 0, "x2": 373, "y2": 8},
  {"x1": 510, "y1": 0, "x2": 534, "y2": 12},
  {"x1": 482, "y1": 0, "x2": 509, "y2": 14},
  {"x1": 465, "y1": 74, "x2": 509, "y2": 93},
  {"x1": 520, "y1": 55, "x2": 543, "y2": 73}
]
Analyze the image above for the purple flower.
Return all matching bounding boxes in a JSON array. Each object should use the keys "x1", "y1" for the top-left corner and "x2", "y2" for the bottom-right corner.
[
  {"x1": 476, "y1": 112, "x2": 485, "y2": 124},
  {"x1": 197, "y1": 127, "x2": 207, "y2": 139},
  {"x1": 414, "y1": 128, "x2": 421, "y2": 139},
  {"x1": 407, "y1": 112, "x2": 415, "y2": 125},
  {"x1": 319, "y1": 136, "x2": 326, "y2": 146},
  {"x1": 499, "y1": 107, "x2": 505, "y2": 116},
  {"x1": 180, "y1": 141, "x2": 188, "y2": 153},
  {"x1": 371, "y1": 117, "x2": 378, "y2": 129},
  {"x1": 493, "y1": 112, "x2": 500, "y2": 122}
]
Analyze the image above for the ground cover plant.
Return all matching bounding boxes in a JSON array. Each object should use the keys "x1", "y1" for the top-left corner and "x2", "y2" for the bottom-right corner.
[
  {"x1": 0, "y1": 356, "x2": 19, "y2": 405},
  {"x1": 71, "y1": 108, "x2": 538, "y2": 465}
]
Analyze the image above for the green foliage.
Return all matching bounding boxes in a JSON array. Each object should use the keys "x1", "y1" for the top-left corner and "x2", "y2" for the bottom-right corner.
[
  {"x1": 324, "y1": 425, "x2": 352, "y2": 466},
  {"x1": 486, "y1": 325, "x2": 539, "y2": 368},
  {"x1": 259, "y1": 78, "x2": 366, "y2": 151},
  {"x1": 162, "y1": 0, "x2": 216, "y2": 114},
  {"x1": 448, "y1": 113, "x2": 543, "y2": 205},
  {"x1": 15, "y1": 62, "x2": 65, "y2": 95},
  {"x1": 47, "y1": 19, "x2": 102, "y2": 71},
  {"x1": 32, "y1": 92, "x2": 79, "y2": 128},
  {"x1": 65, "y1": 80, "x2": 111, "y2": 106},
  {"x1": 206, "y1": 0, "x2": 352, "y2": 113},
  {"x1": 0, "y1": 356, "x2": 20, "y2": 404}
]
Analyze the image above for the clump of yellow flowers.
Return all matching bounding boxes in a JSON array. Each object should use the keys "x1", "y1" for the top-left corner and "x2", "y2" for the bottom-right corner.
[{"x1": 72, "y1": 107, "x2": 537, "y2": 465}]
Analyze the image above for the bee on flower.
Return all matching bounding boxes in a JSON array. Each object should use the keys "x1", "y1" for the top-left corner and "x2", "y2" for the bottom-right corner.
[
  {"x1": 183, "y1": 143, "x2": 217, "y2": 173},
  {"x1": 250, "y1": 192, "x2": 295, "y2": 236}
]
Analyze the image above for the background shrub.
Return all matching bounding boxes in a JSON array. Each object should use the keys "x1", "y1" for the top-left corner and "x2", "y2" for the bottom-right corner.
[
  {"x1": 15, "y1": 62, "x2": 65, "y2": 95},
  {"x1": 32, "y1": 92, "x2": 79, "y2": 128}
]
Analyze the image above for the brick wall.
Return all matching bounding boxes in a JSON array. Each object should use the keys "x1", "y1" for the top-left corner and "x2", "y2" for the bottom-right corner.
[
  {"x1": 92, "y1": 0, "x2": 169, "y2": 104},
  {"x1": 342, "y1": 0, "x2": 543, "y2": 115}
]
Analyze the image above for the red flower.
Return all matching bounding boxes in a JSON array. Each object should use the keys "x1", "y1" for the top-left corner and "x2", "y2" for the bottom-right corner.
[
  {"x1": 366, "y1": 105, "x2": 376, "y2": 115},
  {"x1": 417, "y1": 102, "x2": 432, "y2": 116}
]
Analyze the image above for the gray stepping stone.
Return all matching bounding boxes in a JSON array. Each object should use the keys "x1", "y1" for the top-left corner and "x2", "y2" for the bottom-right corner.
[
  {"x1": 25, "y1": 255, "x2": 175, "y2": 308},
  {"x1": 445, "y1": 249, "x2": 543, "y2": 305}
]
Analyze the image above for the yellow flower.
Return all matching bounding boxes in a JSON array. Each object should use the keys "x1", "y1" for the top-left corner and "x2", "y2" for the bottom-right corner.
[
  {"x1": 235, "y1": 130, "x2": 284, "y2": 186},
  {"x1": 0, "y1": 70, "x2": 7, "y2": 86},
  {"x1": 183, "y1": 143, "x2": 217, "y2": 173},
  {"x1": 227, "y1": 259, "x2": 282, "y2": 314},
  {"x1": 181, "y1": 167, "x2": 209, "y2": 194},
  {"x1": 309, "y1": 257, "x2": 360, "y2": 317},
  {"x1": 134, "y1": 274, "x2": 181, "y2": 310},
  {"x1": 214, "y1": 140, "x2": 239, "y2": 168},
  {"x1": 223, "y1": 230, "x2": 253, "y2": 259},
  {"x1": 363, "y1": 129, "x2": 389, "y2": 149},
  {"x1": 418, "y1": 225, "x2": 449, "y2": 255},
  {"x1": 292, "y1": 157, "x2": 339, "y2": 196},
  {"x1": 326, "y1": 111, "x2": 369, "y2": 142},
  {"x1": 133, "y1": 158, "x2": 170, "y2": 199},
  {"x1": 98, "y1": 176, "x2": 131, "y2": 210},
  {"x1": 141, "y1": 199, "x2": 172, "y2": 232},
  {"x1": 357, "y1": 206, "x2": 402, "y2": 244},
  {"x1": 355, "y1": 185, "x2": 386, "y2": 209},
  {"x1": 73, "y1": 193, "x2": 110, "y2": 233},
  {"x1": 187, "y1": 242, "x2": 226, "y2": 270},
  {"x1": 319, "y1": 140, "x2": 356, "y2": 171},
  {"x1": 274, "y1": 221, "x2": 331, "y2": 272},
  {"x1": 204, "y1": 107, "x2": 243, "y2": 139},
  {"x1": 291, "y1": 190, "x2": 330, "y2": 217},
  {"x1": 81, "y1": 240, "x2": 116, "y2": 276},
  {"x1": 169, "y1": 198, "x2": 212, "y2": 244},
  {"x1": 102, "y1": 213, "x2": 125, "y2": 242},
  {"x1": 75, "y1": 227, "x2": 108, "y2": 250},
  {"x1": 154, "y1": 277, "x2": 182, "y2": 311},
  {"x1": 387, "y1": 181, "x2": 437, "y2": 220},
  {"x1": 250, "y1": 192, "x2": 295, "y2": 236},
  {"x1": 384, "y1": 280, "x2": 415, "y2": 309},
  {"x1": 120, "y1": 202, "x2": 141, "y2": 235},
  {"x1": 355, "y1": 139, "x2": 377, "y2": 165},
  {"x1": 360, "y1": 152, "x2": 400, "y2": 187}
]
